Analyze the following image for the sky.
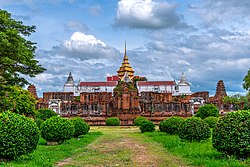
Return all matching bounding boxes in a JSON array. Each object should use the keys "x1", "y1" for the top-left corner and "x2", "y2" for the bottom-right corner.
[{"x1": 1, "y1": 0, "x2": 250, "y2": 97}]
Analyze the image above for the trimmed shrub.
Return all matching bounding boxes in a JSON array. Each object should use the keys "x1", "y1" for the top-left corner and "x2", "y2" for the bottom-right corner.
[
  {"x1": 134, "y1": 116, "x2": 148, "y2": 126},
  {"x1": 106, "y1": 117, "x2": 120, "y2": 126},
  {"x1": 140, "y1": 121, "x2": 155, "y2": 133},
  {"x1": 203, "y1": 116, "x2": 218, "y2": 128},
  {"x1": 195, "y1": 104, "x2": 219, "y2": 119},
  {"x1": 35, "y1": 118, "x2": 44, "y2": 129},
  {"x1": 71, "y1": 117, "x2": 90, "y2": 137},
  {"x1": 36, "y1": 108, "x2": 58, "y2": 121},
  {"x1": 0, "y1": 111, "x2": 39, "y2": 160},
  {"x1": 179, "y1": 117, "x2": 211, "y2": 142},
  {"x1": 41, "y1": 116, "x2": 74, "y2": 143},
  {"x1": 159, "y1": 116, "x2": 184, "y2": 134},
  {"x1": 212, "y1": 110, "x2": 250, "y2": 158}
]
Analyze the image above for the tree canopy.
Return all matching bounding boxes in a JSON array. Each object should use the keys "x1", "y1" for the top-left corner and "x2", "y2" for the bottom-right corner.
[
  {"x1": 243, "y1": 68, "x2": 250, "y2": 92},
  {"x1": 0, "y1": 9, "x2": 45, "y2": 87},
  {"x1": 0, "y1": 86, "x2": 36, "y2": 116},
  {"x1": 222, "y1": 94, "x2": 248, "y2": 110}
]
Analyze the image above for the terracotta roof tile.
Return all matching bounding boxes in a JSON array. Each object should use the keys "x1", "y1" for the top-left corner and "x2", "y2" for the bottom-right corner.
[
  {"x1": 80, "y1": 81, "x2": 117, "y2": 87},
  {"x1": 137, "y1": 81, "x2": 175, "y2": 86},
  {"x1": 106, "y1": 75, "x2": 120, "y2": 81}
]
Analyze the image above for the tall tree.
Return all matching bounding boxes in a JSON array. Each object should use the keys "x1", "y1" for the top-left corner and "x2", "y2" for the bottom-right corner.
[
  {"x1": 243, "y1": 68, "x2": 250, "y2": 91},
  {"x1": 0, "y1": 9, "x2": 45, "y2": 87}
]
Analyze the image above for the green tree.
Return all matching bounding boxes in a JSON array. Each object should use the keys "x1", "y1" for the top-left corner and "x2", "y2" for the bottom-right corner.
[
  {"x1": 0, "y1": 86, "x2": 36, "y2": 116},
  {"x1": 0, "y1": 9, "x2": 45, "y2": 87},
  {"x1": 133, "y1": 77, "x2": 147, "y2": 88},
  {"x1": 243, "y1": 68, "x2": 250, "y2": 91},
  {"x1": 223, "y1": 94, "x2": 247, "y2": 110},
  {"x1": 0, "y1": 71, "x2": 6, "y2": 97}
]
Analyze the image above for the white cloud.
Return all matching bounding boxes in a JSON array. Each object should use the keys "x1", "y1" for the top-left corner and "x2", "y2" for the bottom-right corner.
[
  {"x1": 190, "y1": 0, "x2": 250, "y2": 29},
  {"x1": 59, "y1": 32, "x2": 119, "y2": 60},
  {"x1": 28, "y1": 32, "x2": 121, "y2": 96},
  {"x1": 65, "y1": 32, "x2": 106, "y2": 48},
  {"x1": 115, "y1": 0, "x2": 190, "y2": 29}
]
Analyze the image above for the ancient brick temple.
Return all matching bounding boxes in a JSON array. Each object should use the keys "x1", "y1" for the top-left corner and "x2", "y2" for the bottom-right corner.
[
  {"x1": 32, "y1": 43, "x2": 230, "y2": 125},
  {"x1": 27, "y1": 85, "x2": 38, "y2": 99},
  {"x1": 36, "y1": 82, "x2": 192, "y2": 125},
  {"x1": 209, "y1": 80, "x2": 227, "y2": 110}
]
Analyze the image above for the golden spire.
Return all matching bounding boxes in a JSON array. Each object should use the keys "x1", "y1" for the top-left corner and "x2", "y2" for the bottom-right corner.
[
  {"x1": 124, "y1": 40, "x2": 126, "y2": 56},
  {"x1": 117, "y1": 41, "x2": 134, "y2": 80},
  {"x1": 124, "y1": 40, "x2": 128, "y2": 61}
]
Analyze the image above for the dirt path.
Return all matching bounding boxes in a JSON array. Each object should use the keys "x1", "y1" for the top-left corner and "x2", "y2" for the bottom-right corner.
[{"x1": 56, "y1": 126, "x2": 189, "y2": 167}]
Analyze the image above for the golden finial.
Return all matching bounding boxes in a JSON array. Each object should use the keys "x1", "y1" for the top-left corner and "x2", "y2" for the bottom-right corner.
[
  {"x1": 124, "y1": 40, "x2": 128, "y2": 60},
  {"x1": 124, "y1": 40, "x2": 127, "y2": 56}
]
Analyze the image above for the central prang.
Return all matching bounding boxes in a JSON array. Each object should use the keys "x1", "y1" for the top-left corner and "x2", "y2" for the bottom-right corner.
[{"x1": 117, "y1": 41, "x2": 135, "y2": 80}]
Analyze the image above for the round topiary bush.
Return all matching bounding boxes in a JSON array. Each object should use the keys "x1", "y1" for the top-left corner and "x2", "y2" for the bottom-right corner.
[
  {"x1": 159, "y1": 116, "x2": 184, "y2": 135},
  {"x1": 139, "y1": 121, "x2": 155, "y2": 133},
  {"x1": 133, "y1": 116, "x2": 148, "y2": 126},
  {"x1": 195, "y1": 104, "x2": 219, "y2": 119},
  {"x1": 36, "y1": 108, "x2": 58, "y2": 121},
  {"x1": 71, "y1": 117, "x2": 90, "y2": 137},
  {"x1": 179, "y1": 117, "x2": 211, "y2": 142},
  {"x1": 41, "y1": 116, "x2": 74, "y2": 143},
  {"x1": 105, "y1": 117, "x2": 120, "y2": 126},
  {"x1": 203, "y1": 116, "x2": 218, "y2": 128},
  {"x1": 212, "y1": 110, "x2": 250, "y2": 158},
  {"x1": 0, "y1": 111, "x2": 40, "y2": 160}
]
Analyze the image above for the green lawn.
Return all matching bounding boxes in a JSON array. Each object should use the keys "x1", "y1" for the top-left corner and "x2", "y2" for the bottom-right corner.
[
  {"x1": 0, "y1": 132, "x2": 102, "y2": 167},
  {"x1": 63, "y1": 126, "x2": 189, "y2": 167},
  {"x1": 1, "y1": 127, "x2": 249, "y2": 167},
  {"x1": 143, "y1": 131, "x2": 250, "y2": 167}
]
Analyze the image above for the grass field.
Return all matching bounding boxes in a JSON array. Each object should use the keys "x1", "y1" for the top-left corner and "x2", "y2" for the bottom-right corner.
[
  {"x1": 1, "y1": 126, "x2": 249, "y2": 167},
  {"x1": 143, "y1": 132, "x2": 250, "y2": 167},
  {"x1": 0, "y1": 132, "x2": 102, "y2": 167},
  {"x1": 62, "y1": 126, "x2": 188, "y2": 167}
]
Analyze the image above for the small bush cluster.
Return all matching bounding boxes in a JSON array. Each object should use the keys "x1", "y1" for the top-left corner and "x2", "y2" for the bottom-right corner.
[
  {"x1": 41, "y1": 116, "x2": 74, "y2": 143},
  {"x1": 106, "y1": 117, "x2": 120, "y2": 126},
  {"x1": 36, "y1": 108, "x2": 58, "y2": 121},
  {"x1": 133, "y1": 116, "x2": 148, "y2": 126},
  {"x1": 159, "y1": 116, "x2": 184, "y2": 135},
  {"x1": 0, "y1": 111, "x2": 39, "y2": 160},
  {"x1": 140, "y1": 120, "x2": 155, "y2": 133},
  {"x1": 71, "y1": 117, "x2": 90, "y2": 137},
  {"x1": 212, "y1": 110, "x2": 250, "y2": 158},
  {"x1": 195, "y1": 104, "x2": 219, "y2": 119},
  {"x1": 179, "y1": 117, "x2": 211, "y2": 142},
  {"x1": 203, "y1": 116, "x2": 218, "y2": 128}
]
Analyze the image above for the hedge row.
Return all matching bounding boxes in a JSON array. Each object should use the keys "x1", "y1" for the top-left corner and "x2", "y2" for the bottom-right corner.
[
  {"x1": 0, "y1": 111, "x2": 90, "y2": 160},
  {"x1": 158, "y1": 109, "x2": 250, "y2": 158}
]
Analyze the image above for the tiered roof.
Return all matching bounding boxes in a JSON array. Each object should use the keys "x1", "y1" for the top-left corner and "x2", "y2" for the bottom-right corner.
[
  {"x1": 117, "y1": 42, "x2": 134, "y2": 79},
  {"x1": 27, "y1": 85, "x2": 38, "y2": 99},
  {"x1": 215, "y1": 80, "x2": 227, "y2": 98}
]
